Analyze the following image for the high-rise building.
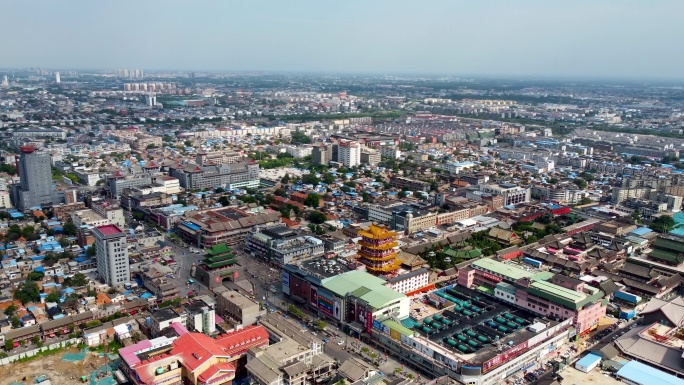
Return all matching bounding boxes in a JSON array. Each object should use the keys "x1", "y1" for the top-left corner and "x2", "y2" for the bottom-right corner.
[
  {"x1": 54, "y1": 72, "x2": 60, "y2": 83},
  {"x1": 145, "y1": 93, "x2": 157, "y2": 107},
  {"x1": 337, "y1": 140, "x2": 361, "y2": 167},
  {"x1": 1, "y1": 75, "x2": 8, "y2": 87},
  {"x1": 10, "y1": 146, "x2": 54, "y2": 211},
  {"x1": 93, "y1": 224, "x2": 130, "y2": 288},
  {"x1": 311, "y1": 144, "x2": 330, "y2": 165}
]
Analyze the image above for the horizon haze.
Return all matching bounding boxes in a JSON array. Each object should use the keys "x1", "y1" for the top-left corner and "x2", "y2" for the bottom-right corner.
[{"x1": 3, "y1": 0, "x2": 684, "y2": 79}]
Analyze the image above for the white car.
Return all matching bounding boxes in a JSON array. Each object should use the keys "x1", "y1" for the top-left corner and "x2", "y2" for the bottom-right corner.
[{"x1": 338, "y1": 340, "x2": 344, "y2": 345}]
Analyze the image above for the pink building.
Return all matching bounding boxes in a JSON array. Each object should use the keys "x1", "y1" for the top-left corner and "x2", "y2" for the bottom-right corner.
[{"x1": 458, "y1": 258, "x2": 606, "y2": 336}]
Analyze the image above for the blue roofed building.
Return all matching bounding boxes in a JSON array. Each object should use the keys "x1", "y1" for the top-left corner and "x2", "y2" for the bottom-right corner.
[{"x1": 616, "y1": 361, "x2": 684, "y2": 385}]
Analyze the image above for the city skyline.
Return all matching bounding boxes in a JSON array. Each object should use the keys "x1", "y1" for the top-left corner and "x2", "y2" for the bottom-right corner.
[{"x1": 3, "y1": 0, "x2": 684, "y2": 79}]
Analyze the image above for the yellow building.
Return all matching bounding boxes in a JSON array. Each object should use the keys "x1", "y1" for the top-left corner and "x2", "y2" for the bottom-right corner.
[{"x1": 357, "y1": 224, "x2": 401, "y2": 276}]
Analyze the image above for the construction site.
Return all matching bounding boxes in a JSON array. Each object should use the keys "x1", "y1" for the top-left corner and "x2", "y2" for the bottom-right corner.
[{"x1": 0, "y1": 347, "x2": 119, "y2": 385}]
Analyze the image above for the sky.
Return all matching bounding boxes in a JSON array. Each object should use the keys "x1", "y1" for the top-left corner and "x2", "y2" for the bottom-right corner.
[{"x1": 3, "y1": 0, "x2": 684, "y2": 79}]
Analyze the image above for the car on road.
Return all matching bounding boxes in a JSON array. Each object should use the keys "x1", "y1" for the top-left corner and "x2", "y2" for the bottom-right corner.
[{"x1": 338, "y1": 340, "x2": 344, "y2": 345}]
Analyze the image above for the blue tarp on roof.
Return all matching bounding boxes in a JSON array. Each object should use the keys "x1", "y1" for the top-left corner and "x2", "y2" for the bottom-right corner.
[
  {"x1": 35, "y1": 266, "x2": 45, "y2": 273},
  {"x1": 617, "y1": 361, "x2": 684, "y2": 385},
  {"x1": 181, "y1": 221, "x2": 201, "y2": 231},
  {"x1": 10, "y1": 212, "x2": 24, "y2": 218},
  {"x1": 141, "y1": 293, "x2": 153, "y2": 299}
]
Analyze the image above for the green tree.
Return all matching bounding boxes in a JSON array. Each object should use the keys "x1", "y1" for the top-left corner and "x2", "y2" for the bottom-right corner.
[
  {"x1": 218, "y1": 196, "x2": 230, "y2": 207},
  {"x1": 578, "y1": 197, "x2": 593, "y2": 205},
  {"x1": 651, "y1": 215, "x2": 676, "y2": 233},
  {"x1": 309, "y1": 211, "x2": 327, "y2": 224},
  {"x1": 62, "y1": 222, "x2": 77, "y2": 236},
  {"x1": 45, "y1": 292, "x2": 61, "y2": 303},
  {"x1": 86, "y1": 246, "x2": 96, "y2": 257},
  {"x1": 301, "y1": 173, "x2": 320, "y2": 185},
  {"x1": 322, "y1": 173, "x2": 335, "y2": 185},
  {"x1": 26, "y1": 271, "x2": 45, "y2": 281},
  {"x1": 4, "y1": 304, "x2": 17, "y2": 317},
  {"x1": 5, "y1": 339, "x2": 14, "y2": 351},
  {"x1": 184, "y1": 140, "x2": 193, "y2": 147},
  {"x1": 10, "y1": 315, "x2": 20, "y2": 328},
  {"x1": 14, "y1": 280, "x2": 41, "y2": 304},
  {"x1": 281, "y1": 174, "x2": 291, "y2": 184},
  {"x1": 58, "y1": 236, "x2": 71, "y2": 247},
  {"x1": 71, "y1": 273, "x2": 88, "y2": 287},
  {"x1": 572, "y1": 178, "x2": 587, "y2": 189},
  {"x1": 304, "y1": 193, "x2": 320, "y2": 208}
]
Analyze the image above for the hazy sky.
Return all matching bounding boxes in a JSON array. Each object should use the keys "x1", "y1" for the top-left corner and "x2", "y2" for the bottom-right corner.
[{"x1": 3, "y1": 0, "x2": 684, "y2": 78}]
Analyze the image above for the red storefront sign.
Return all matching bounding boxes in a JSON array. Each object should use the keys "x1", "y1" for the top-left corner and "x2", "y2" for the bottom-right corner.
[
  {"x1": 482, "y1": 340, "x2": 529, "y2": 373},
  {"x1": 481, "y1": 271, "x2": 502, "y2": 283}
]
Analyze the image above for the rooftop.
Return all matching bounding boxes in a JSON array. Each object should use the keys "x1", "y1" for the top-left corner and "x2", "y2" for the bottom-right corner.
[
  {"x1": 472, "y1": 258, "x2": 533, "y2": 281},
  {"x1": 323, "y1": 270, "x2": 406, "y2": 309},
  {"x1": 617, "y1": 360, "x2": 684, "y2": 385},
  {"x1": 95, "y1": 224, "x2": 123, "y2": 237}
]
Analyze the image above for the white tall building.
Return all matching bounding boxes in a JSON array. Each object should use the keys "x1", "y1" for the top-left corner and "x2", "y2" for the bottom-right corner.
[
  {"x1": 54, "y1": 72, "x2": 60, "y2": 83},
  {"x1": 93, "y1": 224, "x2": 130, "y2": 288},
  {"x1": 1, "y1": 75, "x2": 8, "y2": 87},
  {"x1": 338, "y1": 140, "x2": 361, "y2": 167},
  {"x1": 146, "y1": 93, "x2": 157, "y2": 107}
]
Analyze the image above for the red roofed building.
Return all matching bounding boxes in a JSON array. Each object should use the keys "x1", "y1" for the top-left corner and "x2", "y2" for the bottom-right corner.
[{"x1": 119, "y1": 324, "x2": 269, "y2": 385}]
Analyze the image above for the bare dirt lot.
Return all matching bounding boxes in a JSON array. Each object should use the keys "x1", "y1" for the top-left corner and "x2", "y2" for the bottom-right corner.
[
  {"x1": 0, "y1": 347, "x2": 117, "y2": 385},
  {"x1": 559, "y1": 366, "x2": 621, "y2": 385}
]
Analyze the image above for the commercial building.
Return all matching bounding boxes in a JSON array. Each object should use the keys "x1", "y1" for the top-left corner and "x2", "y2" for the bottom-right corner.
[
  {"x1": 477, "y1": 183, "x2": 531, "y2": 206},
  {"x1": 385, "y1": 268, "x2": 431, "y2": 295},
  {"x1": 391, "y1": 177, "x2": 430, "y2": 192},
  {"x1": 93, "y1": 224, "x2": 130, "y2": 288},
  {"x1": 107, "y1": 174, "x2": 154, "y2": 197},
  {"x1": 337, "y1": 140, "x2": 361, "y2": 167},
  {"x1": 246, "y1": 225, "x2": 325, "y2": 266},
  {"x1": 11, "y1": 146, "x2": 62, "y2": 211},
  {"x1": 175, "y1": 207, "x2": 281, "y2": 248},
  {"x1": 119, "y1": 325, "x2": 269, "y2": 385},
  {"x1": 169, "y1": 160, "x2": 260, "y2": 191},
  {"x1": 616, "y1": 361, "x2": 684, "y2": 385},
  {"x1": 185, "y1": 299, "x2": 217, "y2": 335},
  {"x1": 311, "y1": 144, "x2": 331, "y2": 166},
  {"x1": 458, "y1": 258, "x2": 606, "y2": 335},
  {"x1": 360, "y1": 148, "x2": 381, "y2": 166},
  {"x1": 9, "y1": 127, "x2": 67, "y2": 140},
  {"x1": 282, "y1": 267, "x2": 409, "y2": 329},
  {"x1": 247, "y1": 313, "x2": 335, "y2": 385},
  {"x1": 214, "y1": 286, "x2": 261, "y2": 327},
  {"x1": 369, "y1": 283, "x2": 573, "y2": 384}
]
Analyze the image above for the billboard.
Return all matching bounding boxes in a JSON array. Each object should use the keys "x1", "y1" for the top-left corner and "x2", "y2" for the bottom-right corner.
[
  {"x1": 310, "y1": 287, "x2": 318, "y2": 307},
  {"x1": 357, "y1": 307, "x2": 373, "y2": 334},
  {"x1": 482, "y1": 340, "x2": 529, "y2": 373},
  {"x1": 281, "y1": 271, "x2": 290, "y2": 295},
  {"x1": 317, "y1": 290, "x2": 334, "y2": 317}
]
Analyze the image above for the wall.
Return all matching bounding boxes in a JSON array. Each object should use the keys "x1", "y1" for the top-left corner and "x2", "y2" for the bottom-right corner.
[{"x1": 0, "y1": 338, "x2": 80, "y2": 366}]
